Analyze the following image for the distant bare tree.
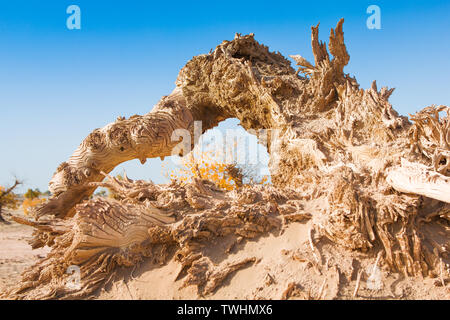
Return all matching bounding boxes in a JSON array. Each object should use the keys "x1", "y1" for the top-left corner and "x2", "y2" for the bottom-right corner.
[{"x1": 0, "y1": 179, "x2": 22, "y2": 223}]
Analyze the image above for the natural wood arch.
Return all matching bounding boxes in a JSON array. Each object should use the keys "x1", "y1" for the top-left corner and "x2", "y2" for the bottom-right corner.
[{"x1": 6, "y1": 19, "x2": 448, "y2": 299}]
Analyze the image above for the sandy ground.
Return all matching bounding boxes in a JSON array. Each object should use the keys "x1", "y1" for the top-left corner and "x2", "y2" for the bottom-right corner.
[
  {"x1": 99, "y1": 221, "x2": 449, "y2": 300},
  {"x1": 0, "y1": 208, "x2": 50, "y2": 292},
  {"x1": 0, "y1": 207, "x2": 448, "y2": 300}
]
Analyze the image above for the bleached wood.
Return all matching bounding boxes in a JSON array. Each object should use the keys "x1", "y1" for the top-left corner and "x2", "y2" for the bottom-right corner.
[{"x1": 387, "y1": 159, "x2": 450, "y2": 203}]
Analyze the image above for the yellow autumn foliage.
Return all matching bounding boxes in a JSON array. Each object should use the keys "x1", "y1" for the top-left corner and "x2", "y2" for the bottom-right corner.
[
  {"x1": 22, "y1": 197, "x2": 47, "y2": 216},
  {"x1": 0, "y1": 186, "x2": 20, "y2": 210},
  {"x1": 163, "y1": 147, "x2": 269, "y2": 191}
]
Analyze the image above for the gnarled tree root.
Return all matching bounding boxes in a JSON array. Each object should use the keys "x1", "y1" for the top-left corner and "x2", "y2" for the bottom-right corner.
[
  {"x1": 5, "y1": 19, "x2": 450, "y2": 299},
  {"x1": 5, "y1": 177, "x2": 304, "y2": 299}
]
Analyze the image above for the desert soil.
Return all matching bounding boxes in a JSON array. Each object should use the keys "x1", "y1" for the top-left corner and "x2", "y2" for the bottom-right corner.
[
  {"x1": 0, "y1": 208, "x2": 50, "y2": 292},
  {"x1": 0, "y1": 207, "x2": 448, "y2": 300},
  {"x1": 99, "y1": 219, "x2": 449, "y2": 300}
]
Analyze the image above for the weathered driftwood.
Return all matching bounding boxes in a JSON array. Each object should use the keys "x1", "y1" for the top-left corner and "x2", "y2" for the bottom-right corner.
[
  {"x1": 5, "y1": 19, "x2": 449, "y2": 299},
  {"x1": 387, "y1": 159, "x2": 450, "y2": 203}
]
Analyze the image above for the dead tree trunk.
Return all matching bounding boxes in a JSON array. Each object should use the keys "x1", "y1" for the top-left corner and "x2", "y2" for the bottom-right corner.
[
  {"x1": 0, "y1": 204, "x2": 5, "y2": 223},
  {"x1": 0, "y1": 179, "x2": 21, "y2": 223},
  {"x1": 8, "y1": 19, "x2": 449, "y2": 299}
]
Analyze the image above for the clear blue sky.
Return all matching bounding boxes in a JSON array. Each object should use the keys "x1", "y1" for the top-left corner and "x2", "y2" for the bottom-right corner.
[{"x1": 1, "y1": 0, "x2": 449, "y2": 192}]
